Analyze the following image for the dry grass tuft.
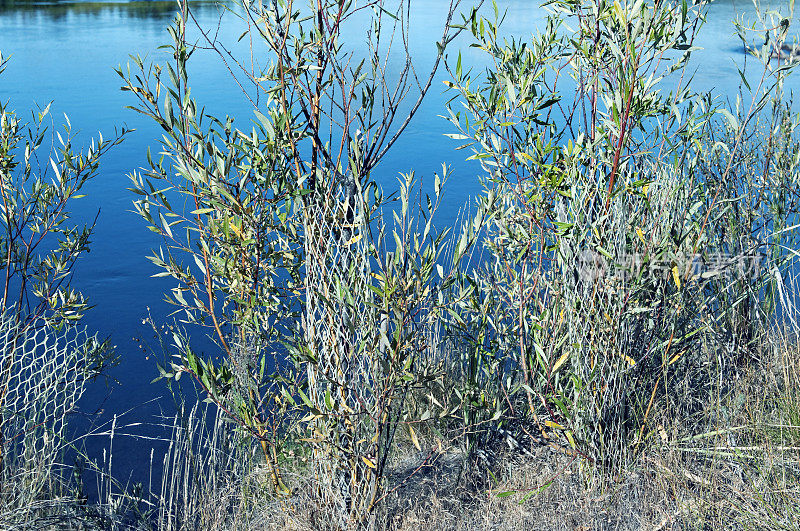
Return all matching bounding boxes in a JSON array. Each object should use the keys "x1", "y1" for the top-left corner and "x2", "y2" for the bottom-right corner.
[{"x1": 250, "y1": 333, "x2": 800, "y2": 531}]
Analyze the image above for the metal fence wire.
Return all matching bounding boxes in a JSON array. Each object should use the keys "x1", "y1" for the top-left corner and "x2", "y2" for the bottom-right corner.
[{"x1": 0, "y1": 314, "x2": 97, "y2": 524}]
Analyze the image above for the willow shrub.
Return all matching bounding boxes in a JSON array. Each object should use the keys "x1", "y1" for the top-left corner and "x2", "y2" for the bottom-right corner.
[
  {"x1": 121, "y1": 0, "x2": 480, "y2": 525},
  {"x1": 444, "y1": 0, "x2": 800, "y2": 469},
  {"x1": 126, "y1": 0, "x2": 800, "y2": 526}
]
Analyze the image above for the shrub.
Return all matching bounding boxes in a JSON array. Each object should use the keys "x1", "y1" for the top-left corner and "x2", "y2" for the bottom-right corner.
[
  {"x1": 122, "y1": 0, "x2": 800, "y2": 527},
  {"x1": 121, "y1": 0, "x2": 477, "y2": 525},
  {"x1": 444, "y1": 0, "x2": 800, "y2": 469}
]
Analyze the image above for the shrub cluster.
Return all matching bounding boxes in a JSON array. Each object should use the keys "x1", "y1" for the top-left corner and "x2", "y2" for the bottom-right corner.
[{"x1": 2, "y1": 0, "x2": 800, "y2": 528}]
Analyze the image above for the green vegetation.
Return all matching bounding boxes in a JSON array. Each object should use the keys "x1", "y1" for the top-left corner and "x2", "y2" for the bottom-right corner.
[
  {"x1": 2, "y1": 0, "x2": 800, "y2": 529},
  {"x1": 0, "y1": 52, "x2": 125, "y2": 526}
]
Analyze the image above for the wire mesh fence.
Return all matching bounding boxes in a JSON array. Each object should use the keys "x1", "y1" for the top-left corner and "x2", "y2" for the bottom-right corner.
[{"x1": 0, "y1": 314, "x2": 101, "y2": 526}]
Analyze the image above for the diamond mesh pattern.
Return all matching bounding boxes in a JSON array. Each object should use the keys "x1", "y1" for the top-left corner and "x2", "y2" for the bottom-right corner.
[
  {"x1": 0, "y1": 314, "x2": 95, "y2": 523},
  {"x1": 300, "y1": 188, "x2": 382, "y2": 521}
]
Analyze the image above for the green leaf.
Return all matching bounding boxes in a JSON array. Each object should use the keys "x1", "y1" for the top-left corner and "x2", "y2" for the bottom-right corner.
[{"x1": 718, "y1": 108, "x2": 739, "y2": 131}]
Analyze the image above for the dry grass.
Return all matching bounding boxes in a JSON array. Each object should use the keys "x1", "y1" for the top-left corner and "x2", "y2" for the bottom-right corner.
[
  {"x1": 258, "y1": 448, "x2": 796, "y2": 530},
  {"x1": 240, "y1": 334, "x2": 800, "y2": 531},
  {"x1": 13, "y1": 338, "x2": 796, "y2": 530}
]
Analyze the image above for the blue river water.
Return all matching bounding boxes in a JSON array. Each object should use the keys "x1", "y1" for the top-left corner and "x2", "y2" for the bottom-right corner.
[{"x1": 0, "y1": 0, "x2": 796, "y2": 488}]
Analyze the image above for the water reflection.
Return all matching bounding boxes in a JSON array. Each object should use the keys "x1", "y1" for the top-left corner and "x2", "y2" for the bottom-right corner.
[{"x1": 0, "y1": 0, "x2": 223, "y2": 22}]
